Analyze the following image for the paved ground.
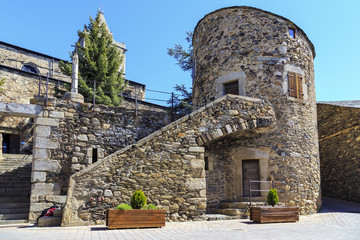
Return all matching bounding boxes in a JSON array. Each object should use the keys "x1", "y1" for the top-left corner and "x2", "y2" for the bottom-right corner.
[{"x1": 0, "y1": 198, "x2": 359, "y2": 240}]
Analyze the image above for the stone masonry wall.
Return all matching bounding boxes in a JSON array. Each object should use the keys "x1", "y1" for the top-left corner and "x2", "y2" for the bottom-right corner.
[
  {"x1": 0, "y1": 42, "x2": 71, "y2": 82},
  {"x1": 317, "y1": 103, "x2": 360, "y2": 203},
  {"x1": 29, "y1": 98, "x2": 171, "y2": 222},
  {"x1": 192, "y1": 6, "x2": 321, "y2": 214},
  {"x1": 61, "y1": 95, "x2": 275, "y2": 226}
]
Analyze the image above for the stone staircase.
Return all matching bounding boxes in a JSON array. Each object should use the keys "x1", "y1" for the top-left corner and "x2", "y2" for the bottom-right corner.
[
  {"x1": 210, "y1": 197, "x2": 268, "y2": 219},
  {"x1": 0, "y1": 154, "x2": 32, "y2": 224}
]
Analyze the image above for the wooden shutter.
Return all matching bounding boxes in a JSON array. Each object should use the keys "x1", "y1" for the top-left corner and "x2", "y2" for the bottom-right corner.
[
  {"x1": 288, "y1": 72, "x2": 297, "y2": 97},
  {"x1": 297, "y1": 75, "x2": 304, "y2": 99}
]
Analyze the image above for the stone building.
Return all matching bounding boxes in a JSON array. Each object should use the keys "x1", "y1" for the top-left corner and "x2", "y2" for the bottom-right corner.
[
  {"x1": 192, "y1": 6, "x2": 321, "y2": 214},
  {"x1": 317, "y1": 101, "x2": 360, "y2": 203},
  {"x1": 0, "y1": 6, "x2": 324, "y2": 226},
  {"x1": 0, "y1": 13, "x2": 145, "y2": 154}
]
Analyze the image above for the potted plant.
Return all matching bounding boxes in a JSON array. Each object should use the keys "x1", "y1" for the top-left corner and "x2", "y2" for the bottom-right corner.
[
  {"x1": 107, "y1": 190, "x2": 166, "y2": 229},
  {"x1": 250, "y1": 188, "x2": 299, "y2": 223}
]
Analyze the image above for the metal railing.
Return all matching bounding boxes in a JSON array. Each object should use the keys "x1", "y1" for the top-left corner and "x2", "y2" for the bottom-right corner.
[{"x1": 249, "y1": 180, "x2": 286, "y2": 206}]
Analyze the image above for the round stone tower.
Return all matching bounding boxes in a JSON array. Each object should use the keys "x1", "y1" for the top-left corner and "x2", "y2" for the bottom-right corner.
[{"x1": 193, "y1": 6, "x2": 321, "y2": 214}]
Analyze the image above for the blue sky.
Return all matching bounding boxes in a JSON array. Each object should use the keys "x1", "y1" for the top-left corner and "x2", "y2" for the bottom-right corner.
[{"x1": 1, "y1": 0, "x2": 359, "y2": 105}]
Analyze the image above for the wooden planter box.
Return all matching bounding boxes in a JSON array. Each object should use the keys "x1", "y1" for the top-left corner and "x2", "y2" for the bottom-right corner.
[
  {"x1": 250, "y1": 206, "x2": 299, "y2": 223},
  {"x1": 107, "y1": 209, "x2": 166, "y2": 229}
]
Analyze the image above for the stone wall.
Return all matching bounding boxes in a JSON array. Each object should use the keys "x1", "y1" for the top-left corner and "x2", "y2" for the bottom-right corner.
[
  {"x1": 28, "y1": 98, "x2": 170, "y2": 222},
  {"x1": 61, "y1": 95, "x2": 275, "y2": 226},
  {"x1": 0, "y1": 41, "x2": 71, "y2": 82},
  {"x1": 192, "y1": 6, "x2": 321, "y2": 214},
  {"x1": 317, "y1": 103, "x2": 360, "y2": 203}
]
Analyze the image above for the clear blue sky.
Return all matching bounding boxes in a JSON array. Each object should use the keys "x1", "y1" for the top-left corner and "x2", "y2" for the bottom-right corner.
[{"x1": 1, "y1": 0, "x2": 359, "y2": 105}]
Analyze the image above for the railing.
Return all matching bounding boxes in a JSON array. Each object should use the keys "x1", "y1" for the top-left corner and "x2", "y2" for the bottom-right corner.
[
  {"x1": 37, "y1": 76, "x2": 181, "y2": 120},
  {"x1": 249, "y1": 180, "x2": 286, "y2": 206}
]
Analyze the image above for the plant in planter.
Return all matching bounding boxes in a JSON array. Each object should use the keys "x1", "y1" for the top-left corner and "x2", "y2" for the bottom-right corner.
[
  {"x1": 107, "y1": 191, "x2": 165, "y2": 229},
  {"x1": 250, "y1": 188, "x2": 299, "y2": 223},
  {"x1": 267, "y1": 188, "x2": 279, "y2": 207}
]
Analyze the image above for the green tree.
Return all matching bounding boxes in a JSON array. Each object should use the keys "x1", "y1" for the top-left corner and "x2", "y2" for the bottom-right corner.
[
  {"x1": 267, "y1": 188, "x2": 279, "y2": 207},
  {"x1": 169, "y1": 84, "x2": 192, "y2": 116},
  {"x1": 167, "y1": 31, "x2": 193, "y2": 72},
  {"x1": 167, "y1": 32, "x2": 193, "y2": 115},
  {"x1": 60, "y1": 11, "x2": 126, "y2": 106}
]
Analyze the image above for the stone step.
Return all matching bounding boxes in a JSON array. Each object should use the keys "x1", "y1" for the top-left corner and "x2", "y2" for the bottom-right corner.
[
  {"x1": 236, "y1": 197, "x2": 267, "y2": 202},
  {"x1": 0, "y1": 202, "x2": 30, "y2": 208},
  {"x1": 0, "y1": 213, "x2": 29, "y2": 220},
  {"x1": 0, "y1": 187, "x2": 31, "y2": 193},
  {"x1": 0, "y1": 193, "x2": 30, "y2": 198},
  {"x1": 2, "y1": 154, "x2": 32, "y2": 160},
  {"x1": 0, "y1": 219, "x2": 29, "y2": 225},
  {"x1": 213, "y1": 208, "x2": 247, "y2": 217},
  {"x1": 220, "y1": 201, "x2": 267, "y2": 209},
  {"x1": 0, "y1": 208, "x2": 30, "y2": 214}
]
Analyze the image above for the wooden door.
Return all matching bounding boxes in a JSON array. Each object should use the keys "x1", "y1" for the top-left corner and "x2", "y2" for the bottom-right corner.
[{"x1": 242, "y1": 159, "x2": 260, "y2": 197}]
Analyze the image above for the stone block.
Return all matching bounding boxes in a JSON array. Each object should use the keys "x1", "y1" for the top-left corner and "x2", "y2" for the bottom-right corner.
[
  {"x1": 45, "y1": 195, "x2": 67, "y2": 204},
  {"x1": 53, "y1": 209, "x2": 63, "y2": 217},
  {"x1": 34, "y1": 126, "x2": 51, "y2": 138},
  {"x1": 49, "y1": 111, "x2": 64, "y2": 119},
  {"x1": 185, "y1": 178, "x2": 206, "y2": 190},
  {"x1": 77, "y1": 134, "x2": 88, "y2": 142},
  {"x1": 31, "y1": 183, "x2": 61, "y2": 196},
  {"x1": 35, "y1": 117, "x2": 59, "y2": 126},
  {"x1": 188, "y1": 147, "x2": 205, "y2": 153},
  {"x1": 34, "y1": 137, "x2": 58, "y2": 149},
  {"x1": 104, "y1": 190, "x2": 113, "y2": 197},
  {"x1": 38, "y1": 216, "x2": 62, "y2": 227},
  {"x1": 0, "y1": 102, "x2": 43, "y2": 117},
  {"x1": 30, "y1": 202, "x2": 54, "y2": 212},
  {"x1": 190, "y1": 159, "x2": 204, "y2": 169},
  {"x1": 31, "y1": 171, "x2": 46, "y2": 182},
  {"x1": 33, "y1": 148, "x2": 50, "y2": 160},
  {"x1": 32, "y1": 160, "x2": 60, "y2": 172}
]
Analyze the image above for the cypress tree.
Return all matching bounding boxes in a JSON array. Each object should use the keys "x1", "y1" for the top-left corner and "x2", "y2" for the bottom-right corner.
[{"x1": 61, "y1": 11, "x2": 126, "y2": 106}]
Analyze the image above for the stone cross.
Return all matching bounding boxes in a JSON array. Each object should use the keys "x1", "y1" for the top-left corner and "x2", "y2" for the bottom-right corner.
[{"x1": 71, "y1": 47, "x2": 79, "y2": 93}]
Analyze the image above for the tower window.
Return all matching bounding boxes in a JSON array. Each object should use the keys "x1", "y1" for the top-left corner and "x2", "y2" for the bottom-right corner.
[
  {"x1": 288, "y1": 72, "x2": 303, "y2": 99},
  {"x1": 92, "y1": 148, "x2": 98, "y2": 163},
  {"x1": 224, "y1": 81, "x2": 239, "y2": 95},
  {"x1": 21, "y1": 64, "x2": 38, "y2": 74},
  {"x1": 288, "y1": 27, "x2": 296, "y2": 39}
]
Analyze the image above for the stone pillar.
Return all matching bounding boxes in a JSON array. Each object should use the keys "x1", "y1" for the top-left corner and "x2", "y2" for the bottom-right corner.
[
  {"x1": 29, "y1": 111, "x2": 66, "y2": 222},
  {"x1": 63, "y1": 49, "x2": 84, "y2": 103},
  {"x1": 71, "y1": 52, "x2": 79, "y2": 93}
]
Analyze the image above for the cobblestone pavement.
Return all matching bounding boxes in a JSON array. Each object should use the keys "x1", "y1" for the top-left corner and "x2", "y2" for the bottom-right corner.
[{"x1": 1, "y1": 198, "x2": 359, "y2": 240}]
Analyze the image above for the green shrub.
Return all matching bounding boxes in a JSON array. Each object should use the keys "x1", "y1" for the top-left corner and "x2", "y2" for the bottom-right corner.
[
  {"x1": 143, "y1": 204, "x2": 158, "y2": 210},
  {"x1": 130, "y1": 190, "x2": 147, "y2": 209},
  {"x1": 267, "y1": 188, "x2": 279, "y2": 207},
  {"x1": 115, "y1": 203, "x2": 133, "y2": 210}
]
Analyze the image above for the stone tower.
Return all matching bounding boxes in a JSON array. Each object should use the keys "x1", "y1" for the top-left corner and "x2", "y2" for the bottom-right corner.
[{"x1": 192, "y1": 6, "x2": 321, "y2": 214}]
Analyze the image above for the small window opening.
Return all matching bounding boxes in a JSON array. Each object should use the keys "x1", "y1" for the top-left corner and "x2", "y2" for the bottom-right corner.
[
  {"x1": 92, "y1": 148, "x2": 98, "y2": 163},
  {"x1": 21, "y1": 64, "x2": 38, "y2": 74},
  {"x1": 224, "y1": 81, "x2": 239, "y2": 95},
  {"x1": 288, "y1": 28, "x2": 296, "y2": 39},
  {"x1": 204, "y1": 157, "x2": 209, "y2": 171}
]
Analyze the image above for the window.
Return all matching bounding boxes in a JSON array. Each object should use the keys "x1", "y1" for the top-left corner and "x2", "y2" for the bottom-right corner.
[
  {"x1": 204, "y1": 157, "x2": 209, "y2": 171},
  {"x1": 288, "y1": 72, "x2": 303, "y2": 99},
  {"x1": 288, "y1": 27, "x2": 296, "y2": 39},
  {"x1": 21, "y1": 64, "x2": 38, "y2": 74},
  {"x1": 92, "y1": 148, "x2": 98, "y2": 163},
  {"x1": 224, "y1": 81, "x2": 239, "y2": 95}
]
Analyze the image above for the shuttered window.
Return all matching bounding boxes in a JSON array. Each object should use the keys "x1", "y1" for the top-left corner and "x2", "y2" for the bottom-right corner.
[
  {"x1": 224, "y1": 81, "x2": 239, "y2": 95},
  {"x1": 288, "y1": 72, "x2": 304, "y2": 99}
]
